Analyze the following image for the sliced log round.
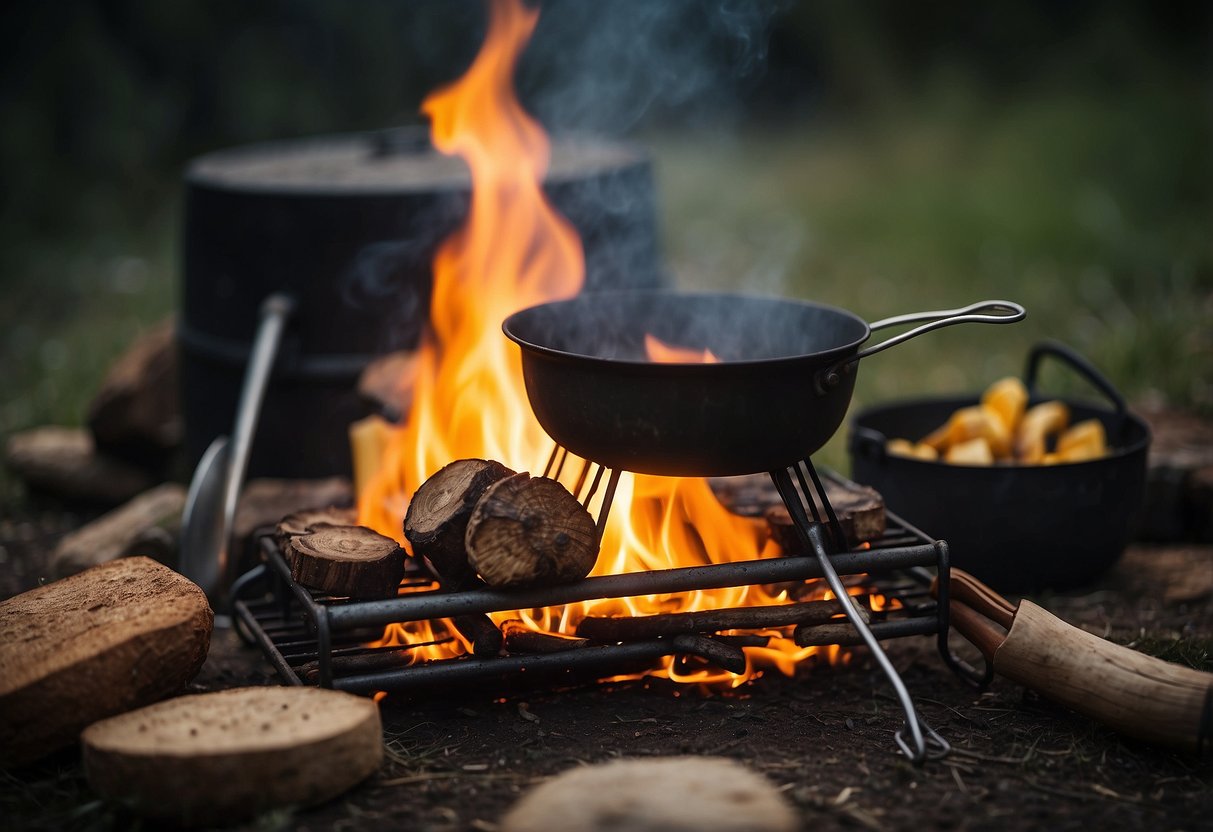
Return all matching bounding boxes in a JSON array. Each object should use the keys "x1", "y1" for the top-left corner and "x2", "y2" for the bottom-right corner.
[
  {"x1": 275, "y1": 505, "x2": 359, "y2": 551},
  {"x1": 404, "y1": 458, "x2": 515, "y2": 588},
  {"x1": 286, "y1": 526, "x2": 405, "y2": 600},
  {"x1": 465, "y1": 473, "x2": 598, "y2": 589}
]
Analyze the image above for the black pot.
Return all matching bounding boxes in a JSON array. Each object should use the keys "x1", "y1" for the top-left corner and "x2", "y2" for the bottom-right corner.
[
  {"x1": 848, "y1": 342, "x2": 1150, "y2": 593},
  {"x1": 180, "y1": 129, "x2": 663, "y2": 478},
  {"x1": 504, "y1": 291, "x2": 1023, "y2": 476}
]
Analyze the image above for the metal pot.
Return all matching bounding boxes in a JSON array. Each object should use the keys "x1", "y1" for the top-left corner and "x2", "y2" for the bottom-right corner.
[
  {"x1": 849, "y1": 341, "x2": 1151, "y2": 592},
  {"x1": 180, "y1": 129, "x2": 663, "y2": 478},
  {"x1": 503, "y1": 290, "x2": 1024, "y2": 477}
]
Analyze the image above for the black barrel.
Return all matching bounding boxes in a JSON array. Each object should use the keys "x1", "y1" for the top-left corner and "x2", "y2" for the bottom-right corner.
[{"x1": 181, "y1": 129, "x2": 663, "y2": 478}]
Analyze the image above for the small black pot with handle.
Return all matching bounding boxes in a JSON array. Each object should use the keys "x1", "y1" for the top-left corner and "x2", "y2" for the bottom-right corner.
[{"x1": 848, "y1": 341, "x2": 1151, "y2": 593}]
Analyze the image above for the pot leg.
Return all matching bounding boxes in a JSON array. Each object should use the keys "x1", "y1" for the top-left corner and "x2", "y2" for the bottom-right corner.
[{"x1": 770, "y1": 462, "x2": 950, "y2": 765}]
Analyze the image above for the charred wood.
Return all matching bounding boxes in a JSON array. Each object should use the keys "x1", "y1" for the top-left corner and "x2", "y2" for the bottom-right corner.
[{"x1": 575, "y1": 598, "x2": 864, "y2": 642}]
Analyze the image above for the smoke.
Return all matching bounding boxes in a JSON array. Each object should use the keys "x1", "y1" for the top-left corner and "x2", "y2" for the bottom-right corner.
[{"x1": 517, "y1": 0, "x2": 793, "y2": 135}]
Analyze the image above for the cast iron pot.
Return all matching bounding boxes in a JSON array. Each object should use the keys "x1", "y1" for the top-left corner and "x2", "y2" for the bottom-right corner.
[
  {"x1": 849, "y1": 341, "x2": 1150, "y2": 593},
  {"x1": 181, "y1": 129, "x2": 662, "y2": 478},
  {"x1": 503, "y1": 290, "x2": 1024, "y2": 477}
]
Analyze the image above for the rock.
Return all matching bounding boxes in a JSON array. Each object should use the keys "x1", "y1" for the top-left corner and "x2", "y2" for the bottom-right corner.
[
  {"x1": 0, "y1": 557, "x2": 212, "y2": 767},
  {"x1": 49, "y1": 483, "x2": 186, "y2": 577},
  {"x1": 500, "y1": 757, "x2": 798, "y2": 832}
]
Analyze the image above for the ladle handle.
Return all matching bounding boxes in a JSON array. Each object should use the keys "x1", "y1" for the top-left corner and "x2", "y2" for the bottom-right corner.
[{"x1": 820, "y1": 300, "x2": 1025, "y2": 389}]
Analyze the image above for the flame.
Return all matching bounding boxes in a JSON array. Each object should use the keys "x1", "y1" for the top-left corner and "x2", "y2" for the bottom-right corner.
[
  {"x1": 644, "y1": 333, "x2": 720, "y2": 364},
  {"x1": 356, "y1": 0, "x2": 852, "y2": 682}
]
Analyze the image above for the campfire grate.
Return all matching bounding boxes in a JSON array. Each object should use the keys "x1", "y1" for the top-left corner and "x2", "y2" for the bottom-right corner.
[{"x1": 232, "y1": 471, "x2": 954, "y2": 725}]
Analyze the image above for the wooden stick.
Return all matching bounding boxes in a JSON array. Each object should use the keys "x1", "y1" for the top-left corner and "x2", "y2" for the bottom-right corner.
[
  {"x1": 575, "y1": 598, "x2": 863, "y2": 642},
  {"x1": 450, "y1": 614, "x2": 504, "y2": 658},
  {"x1": 671, "y1": 635, "x2": 747, "y2": 675},
  {"x1": 501, "y1": 620, "x2": 589, "y2": 654},
  {"x1": 791, "y1": 608, "x2": 873, "y2": 648}
]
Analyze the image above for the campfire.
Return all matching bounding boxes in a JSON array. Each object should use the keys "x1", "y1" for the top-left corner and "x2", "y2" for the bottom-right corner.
[{"x1": 230, "y1": 0, "x2": 961, "y2": 766}]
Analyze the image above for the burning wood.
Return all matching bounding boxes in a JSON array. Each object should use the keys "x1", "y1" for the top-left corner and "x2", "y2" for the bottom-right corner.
[
  {"x1": 405, "y1": 458, "x2": 516, "y2": 588},
  {"x1": 576, "y1": 597, "x2": 864, "y2": 642},
  {"x1": 50, "y1": 483, "x2": 186, "y2": 577},
  {"x1": 466, "y1": 472, "x2": 599, "y2": 589},
  {"x1": 501, "y1": 619, "x2": 589, "y2": 654},
  {"x1": 284, "y1": 526, "x2": 405, "y2": 600}
]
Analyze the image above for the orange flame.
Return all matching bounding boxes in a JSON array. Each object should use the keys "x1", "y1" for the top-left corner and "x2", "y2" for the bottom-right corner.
[
  {"x1": 644, "y1": 333, "x2": 720, "y2": 364},
  {"x1": 356, "y1": 0, "x2": 851, "y2": 682}
]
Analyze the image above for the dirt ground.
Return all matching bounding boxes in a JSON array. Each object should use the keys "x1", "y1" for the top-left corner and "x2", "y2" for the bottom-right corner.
[{"x1": 4, "y1": 537, "x2": 1211, "y2": 831}]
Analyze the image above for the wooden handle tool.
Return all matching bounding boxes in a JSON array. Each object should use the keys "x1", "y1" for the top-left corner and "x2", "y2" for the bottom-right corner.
[{"x1": 935, "y1": 569, "x2": 1212, "y2": 753}]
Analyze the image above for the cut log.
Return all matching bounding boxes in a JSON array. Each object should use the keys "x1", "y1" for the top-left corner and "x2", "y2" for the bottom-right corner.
[
  {"x1": 500, "y1": 757, "x2": 797, "y2": 832},
  {"x1": 232, "y1": 476, "x2": 353, "y2": 565},
  {"x1": 87, "y1": 319, "x2": 182, "y2": 468},
  {"x1": 0, "y1": 557, "x2": 212, "y2": 767},
  {"x1": 81, "y1": 686, "x2": 382, "y2": 825},
  {"x1": 575, "y1": 597, "x2": 864, "y2": 642},
  {"x1": 50, "y1": 483, "x2": 187, "y2": 578},
  {"x1": 450, "y1": 614, "x2": 504, "y2": 658},
  {"x1": 286, "y1": 526, "x2": 405, "y2": 600},
  {"x1": 465, "y1": 473, "x2": 599, "y2": 589},
  {"x1": 275, "y1": 505, "x2": 359, "y2": 550},
  {"x1": 502, "y1": 619, "x2": 589, "y2": 654},
  {"x1": 671, "y1": 634, "x2": 748, "y2": 675},
  {"x1": 404, "y1": 458, "x2": 515, "y2": 588},
  {"x1": 357, "y1": 349, "x2": 419, "y2": 423},
  {"x1": 5, "y1": 426, "x2": 155, "y2": 506},
  {"x1": 710, "y1": 473, "x2": 885, "y2": 548}
]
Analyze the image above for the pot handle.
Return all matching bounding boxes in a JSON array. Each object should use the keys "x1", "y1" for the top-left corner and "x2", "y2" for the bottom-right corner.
[
  {"x1": 1023, "y1": 339, "x2": 1132, "y2": 442},
  {"x1": 820, "y1": 300, "x2": 1025, "y2": 388}
]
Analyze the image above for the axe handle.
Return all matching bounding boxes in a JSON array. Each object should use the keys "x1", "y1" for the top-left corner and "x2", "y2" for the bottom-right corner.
[{"x1": 995, "y1": 600, "x2": 1213, "y2": 753}]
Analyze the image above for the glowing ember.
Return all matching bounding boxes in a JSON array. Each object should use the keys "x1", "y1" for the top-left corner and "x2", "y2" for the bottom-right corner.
[{"x1": 356, "y1": 0, "x2": 855, "y2": 683}]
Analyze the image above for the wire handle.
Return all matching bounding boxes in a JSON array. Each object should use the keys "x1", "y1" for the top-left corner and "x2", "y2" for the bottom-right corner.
[{"x1": 820, "y1": 300, "x2": 1026, "y2": 389}]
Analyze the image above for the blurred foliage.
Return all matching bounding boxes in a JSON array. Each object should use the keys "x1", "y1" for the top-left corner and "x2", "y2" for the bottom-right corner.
[{"x1": 0, "y1": 1, "x2": 1209, "y2": 486}]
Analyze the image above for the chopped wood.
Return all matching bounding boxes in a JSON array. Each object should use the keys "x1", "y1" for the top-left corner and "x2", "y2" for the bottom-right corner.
[
  {"x1": 357, "y1": 349, "x2": 419, "y2": 423},
  {"x1": 502, "y1": 619, "x2": 589, "y2": 654},
  {"x1": 710, "y1": 473, "x2": 886, "y2": 548},
  {"x1": 81, "y1": 687, "x2": 381, "y2": 825},
  {"x1": 0, "y1": 557, "x2": 212, "y2": 766},
  {"x1": 4, "y1": 426, "x2": 155, "y2": 505},
  {"x1": 50, "y1": 483, "x2": 186, "y2": 577},
  {"x1": 232, "y1": 476, "x2": 352, "y2": 563},
  {"x1": 576, "y1": 597, "x2": 861, "y2": 641},
  {"x1": 298, "y1": 648, "x2": 421, "y2": 684},
  {"x1": 275, "y1": 505, "x2": 359, "y2": 550},
  {"x1": 286, "y1": 525, "x2": 405, "y2": 600},
  {"x1": 465, "y1": 473, "x2": 599, "y2": 589},
  {"x1": 87, "y1": 319, "x2": 182, "y2": 468},
  {"x1": 405, "y1": 458, "x2": 515, "y2": 589}
]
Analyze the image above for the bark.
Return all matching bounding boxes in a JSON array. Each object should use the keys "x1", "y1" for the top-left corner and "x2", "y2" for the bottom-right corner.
[{"x1": 286, "y1": 526, "x2": 405, "y2": 600}]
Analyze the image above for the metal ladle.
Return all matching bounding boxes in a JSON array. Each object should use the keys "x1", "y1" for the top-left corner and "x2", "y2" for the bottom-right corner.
[{"x1": 181, "y1": 293, "x2": 295, "y2": 597}]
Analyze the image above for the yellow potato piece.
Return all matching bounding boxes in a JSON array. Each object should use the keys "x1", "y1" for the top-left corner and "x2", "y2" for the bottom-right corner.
[
  {"x1": 921, "y1": 405, "x2": 1010, "y2": 459},
  {"x1": 1014, "y1": 401, "x2": 1070, "y2": 463},
  {"x1": 888, "y1": 438, "x2": 939, "y2": 461},
  {"x1": 945, "y1": 437, "x2": 994, "y2": 466},
  {"x1": 980, "y1": 377, "x2": 1028, "y2": 433},
  {"x1": 1056, "y1": 419, "x2": 1107, "y2": 462}
]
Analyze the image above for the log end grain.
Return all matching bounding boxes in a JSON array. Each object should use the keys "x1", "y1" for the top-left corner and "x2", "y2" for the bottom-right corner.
[
  {"x1": 0, "y1": 557, "x2": 213, "y2": 767},
  {"x1": 287, "y1": 526, "x2": 405, "y2": 599},
  {"x1": 82, "y1": 686, "x2": 382, "y2": 825}
]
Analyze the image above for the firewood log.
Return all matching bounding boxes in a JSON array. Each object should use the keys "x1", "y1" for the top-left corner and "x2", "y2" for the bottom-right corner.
[
  {"x1": 764, "y1": 482, "x2": 886, "y2": 551},
  {"x1": 405, "y1": 458, "x2": 515, "y2": 588},
  {"x1": 275, "y1": 505, "x2": 359, "y2": 551},
  {"x1": 285, "y1": 526, "x2": 405, "y2": 600},
  {"x1": 465, "y1": 473, "x2": 599, "y2": 589},
  {"x1": 575, "y1": 598, "x2": 861, "y2": 642},
  {"x1": 502, "y1": 619, "x2": 589, "y2": 654}
]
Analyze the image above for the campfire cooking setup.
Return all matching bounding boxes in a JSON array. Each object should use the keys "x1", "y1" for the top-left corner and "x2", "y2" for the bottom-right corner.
[{"x1": 4, "y1": 0, "x2": 1212, "y2": 828}]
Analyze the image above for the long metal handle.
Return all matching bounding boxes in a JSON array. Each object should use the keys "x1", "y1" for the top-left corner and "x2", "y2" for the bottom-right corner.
[
  {"x1": 820, "y1": 300, "x2": 1025, "y2": 389},
  {"x1": 218, "y1": 293, "x2": 295, "y2": 589}
]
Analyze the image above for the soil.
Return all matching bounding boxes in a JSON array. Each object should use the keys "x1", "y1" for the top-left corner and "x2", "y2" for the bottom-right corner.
[{"x1": 3, "y1": 535, "x2": 1211, "y2": 831}]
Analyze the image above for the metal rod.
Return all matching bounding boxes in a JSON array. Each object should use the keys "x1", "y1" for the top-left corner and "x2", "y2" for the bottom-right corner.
[
  {"x1": 542, "y1": 444, "x2": 560, "y2": 478},
  {"x1": 792, "y1": 464, "x2": 824, "y2": 527},
  {"x1": 321, "y1": 543, "x2": 940, "y2": 631},
  {"x1": 595, "y1": 468, "x2": 621, "y2": 543},
  {"x1": 582, "y1": 464, "x2": 605, "y2": 507},
  {"x1": 233, "y1": 600, "x2": 303, "y2": 686},
  {"x1": 770, "y1": 466, "x2": 947, "y2": 764},
  {"x1": 572, "y1": 458, "x2": 591, "y2": 501},
  {"x1": 802, "y1": 460, "x2": 848, "y2": 553}
]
